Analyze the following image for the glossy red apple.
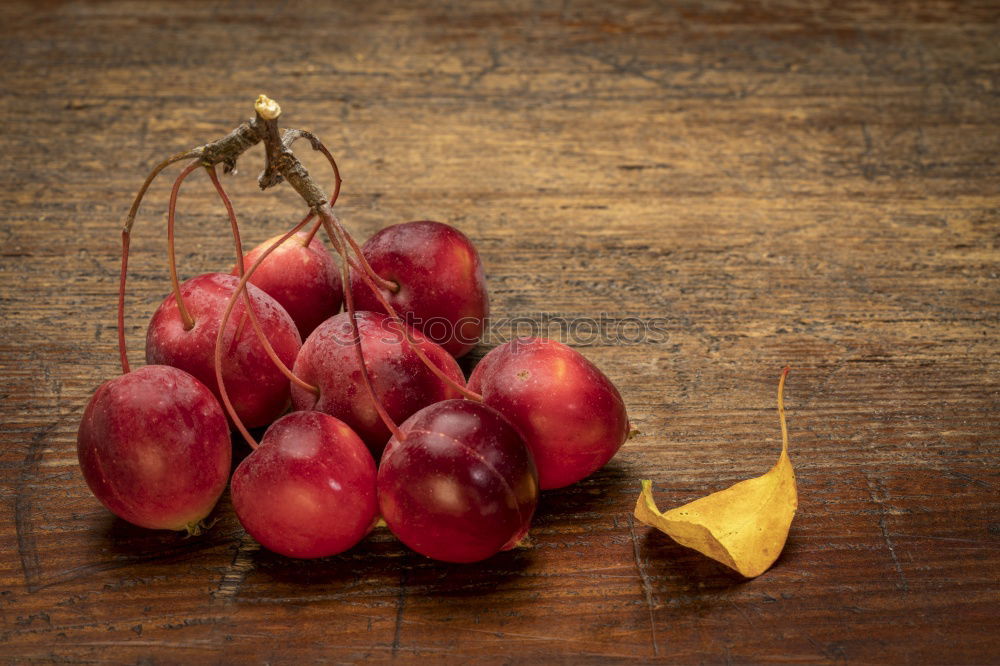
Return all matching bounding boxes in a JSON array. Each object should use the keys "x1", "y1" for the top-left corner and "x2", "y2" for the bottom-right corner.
[
  {"x1": 378, "y1": 399, "x2": 539, "y2": 563},
  {"x1": 236, "y1": 231, "x2": 342, "y2": 338},
  {"x1": 146, "y1": 272, "x2": 301, "y2": 429},
  {"x1": 290, "y1": 311, "x2": 466, "y2": 457},
  {"x1": 77, "y1": 365, "x2": 231, "y2": 531},
  {"x1": 468, "y1": 338, "x2": 629, "y2": 489},
  {"x1": 350, "y1": 221, "x2": 488, "y2": 358},
  {"x1": 231, "y1": 411, "x2": 378, "y2": 558}
]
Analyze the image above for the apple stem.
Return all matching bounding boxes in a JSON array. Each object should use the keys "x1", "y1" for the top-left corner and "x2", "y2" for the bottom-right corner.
[
  {"x1": 117, "y1": 230, "x2": 132, "y2": 374},
  {"x1": 342, "y1": 226, "x2": 400, "y2": 295},
  {"x1": 166, "y1": 161, "x2": 201, "y2": 331},
  {"x1": 205, "y1": 165, "x2": 319, "y2": 397},
  {"x1": 300, "y1": 214, "x2": 370, "y2": 280},
  {"x1": 206, "y1": 165, "x2": 246, "y2": 272},
  {"x1": 326, "y1": 220, "x2": 405, "y2": 442},
  {"x1": 120, "y1": 96, "x2": 473, "y2": 405},
  {"x1": 116, "y1": 96, "x2": 316, "y2": 375},
  {"x1": 214, "y1": 215, "x2": 315, "y2": 448},
  {"x1": 307, "y1": 141, "x2": 399, "y2": 294},
  {"x1": 302, "y1": 217, "x2": 323, "y2": 246},
  {"x1": 117, "y1": 148, "x2": 203, "y2": 374},
  {"x1": 302, "y1": 152, "x2": 342, "y2": 246}
]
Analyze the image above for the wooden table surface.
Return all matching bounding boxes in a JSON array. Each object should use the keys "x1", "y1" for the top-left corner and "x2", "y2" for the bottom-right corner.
[{"x1": 1, "y1": 1, "x2": 998, "y2": 663}]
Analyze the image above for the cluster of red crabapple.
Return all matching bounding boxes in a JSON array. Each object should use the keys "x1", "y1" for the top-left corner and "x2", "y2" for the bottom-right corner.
[{"x1": 77, "y1": 97, "x2": 629, "y2": 562}]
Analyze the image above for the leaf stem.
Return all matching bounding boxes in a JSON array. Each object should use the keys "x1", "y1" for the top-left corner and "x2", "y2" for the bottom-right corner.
[{"x1": 777, "y1": 366, "x2": 791, "y2": 455}]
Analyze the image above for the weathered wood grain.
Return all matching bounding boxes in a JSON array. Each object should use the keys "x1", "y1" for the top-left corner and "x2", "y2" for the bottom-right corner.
[{"x1": 0, "y1": 0, "x2": 997, "y2": 662}]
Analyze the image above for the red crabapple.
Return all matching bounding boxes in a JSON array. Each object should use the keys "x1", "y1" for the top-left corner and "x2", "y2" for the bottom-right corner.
[
  {"x1": 231, "y1": 411, "x2": 377, "y2": 558},
  {"x1": 378, "y1": 399, "x2": 539, "y2": 563},
  {"x1": 236, "y1": 231, "x2": 342, "y2": 338},
  {"x1": 77, "y1": 365, "x2": 231, "y2": 531},
  {"x1": 350, "y1": 221, "x2": 488, "y2": 358},
  {"x1": 290, "y1": 310, "x2": 466, "y2": 457},
  {"x1": 146, "y1": 272, "x2": 301, "y2": 429},
  {"x1": 468, "y1": 338, "x2": 629, "y2": 490}
]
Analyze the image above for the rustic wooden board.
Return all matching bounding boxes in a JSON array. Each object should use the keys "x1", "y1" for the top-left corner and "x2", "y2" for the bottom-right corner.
[{"x1": 1, "y1": 0, "x2": 997, "y2": 662}]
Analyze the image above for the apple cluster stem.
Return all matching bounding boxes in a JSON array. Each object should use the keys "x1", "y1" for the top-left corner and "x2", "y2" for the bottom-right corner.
[
  {"x1": 205, "y1": 165, "x2": 320, "y2": 397},
  {"x1": 213, "y1": 215, "x2": 315, "y2": 448},
  {"x1": 118, "y1": 148, "x2": 202, "y2": 373},
  {"x1": 238, "y1": 101, "x2": 477, "y2": 402},
  {"x1": 325, "y1": 217, "x2": 404, "y2": 442},
  {"x1": 306, "y1": 142, "x2": 398, "y2": 295},
  {"x1": 165, "y1": 162, "x2": 201, "y2": 330}
]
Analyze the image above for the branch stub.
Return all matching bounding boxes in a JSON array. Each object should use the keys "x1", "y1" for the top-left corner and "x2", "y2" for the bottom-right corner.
[{"x1": 255, "y1": 95, "x2": 282, "y2": 121}]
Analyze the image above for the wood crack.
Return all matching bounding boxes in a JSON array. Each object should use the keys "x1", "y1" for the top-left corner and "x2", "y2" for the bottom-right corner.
[
  {"x1": 627, "y1": 513, "x2": 659, "y2": 657},
  {"x1": 392, "y1": 567, "x2": 408, "y2": 657},
  {"x1": 212, "y1": 536, "x2": 260, "y2": 604},
  {"x1": 865, "y1": 475, "x2": 910, "y2": 593},
  {"x1": 15, "y1": 422, "x2": 60, "y2": 593}
]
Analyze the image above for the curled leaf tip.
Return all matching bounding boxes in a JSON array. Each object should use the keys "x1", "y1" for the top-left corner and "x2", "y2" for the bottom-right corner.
[{"x1": 634, "y1": 369, "x2": 798, "y2": 578}]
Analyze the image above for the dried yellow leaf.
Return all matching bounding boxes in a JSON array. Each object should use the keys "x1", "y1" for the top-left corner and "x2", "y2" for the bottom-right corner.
[{"x1": 634, "y1": 368, "x2": 797, "y2": 578}]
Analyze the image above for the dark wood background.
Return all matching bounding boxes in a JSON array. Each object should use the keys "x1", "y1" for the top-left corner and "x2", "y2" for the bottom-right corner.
[{"x1": 1, "y1": 0, "x2": 997, "y2": 662}]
